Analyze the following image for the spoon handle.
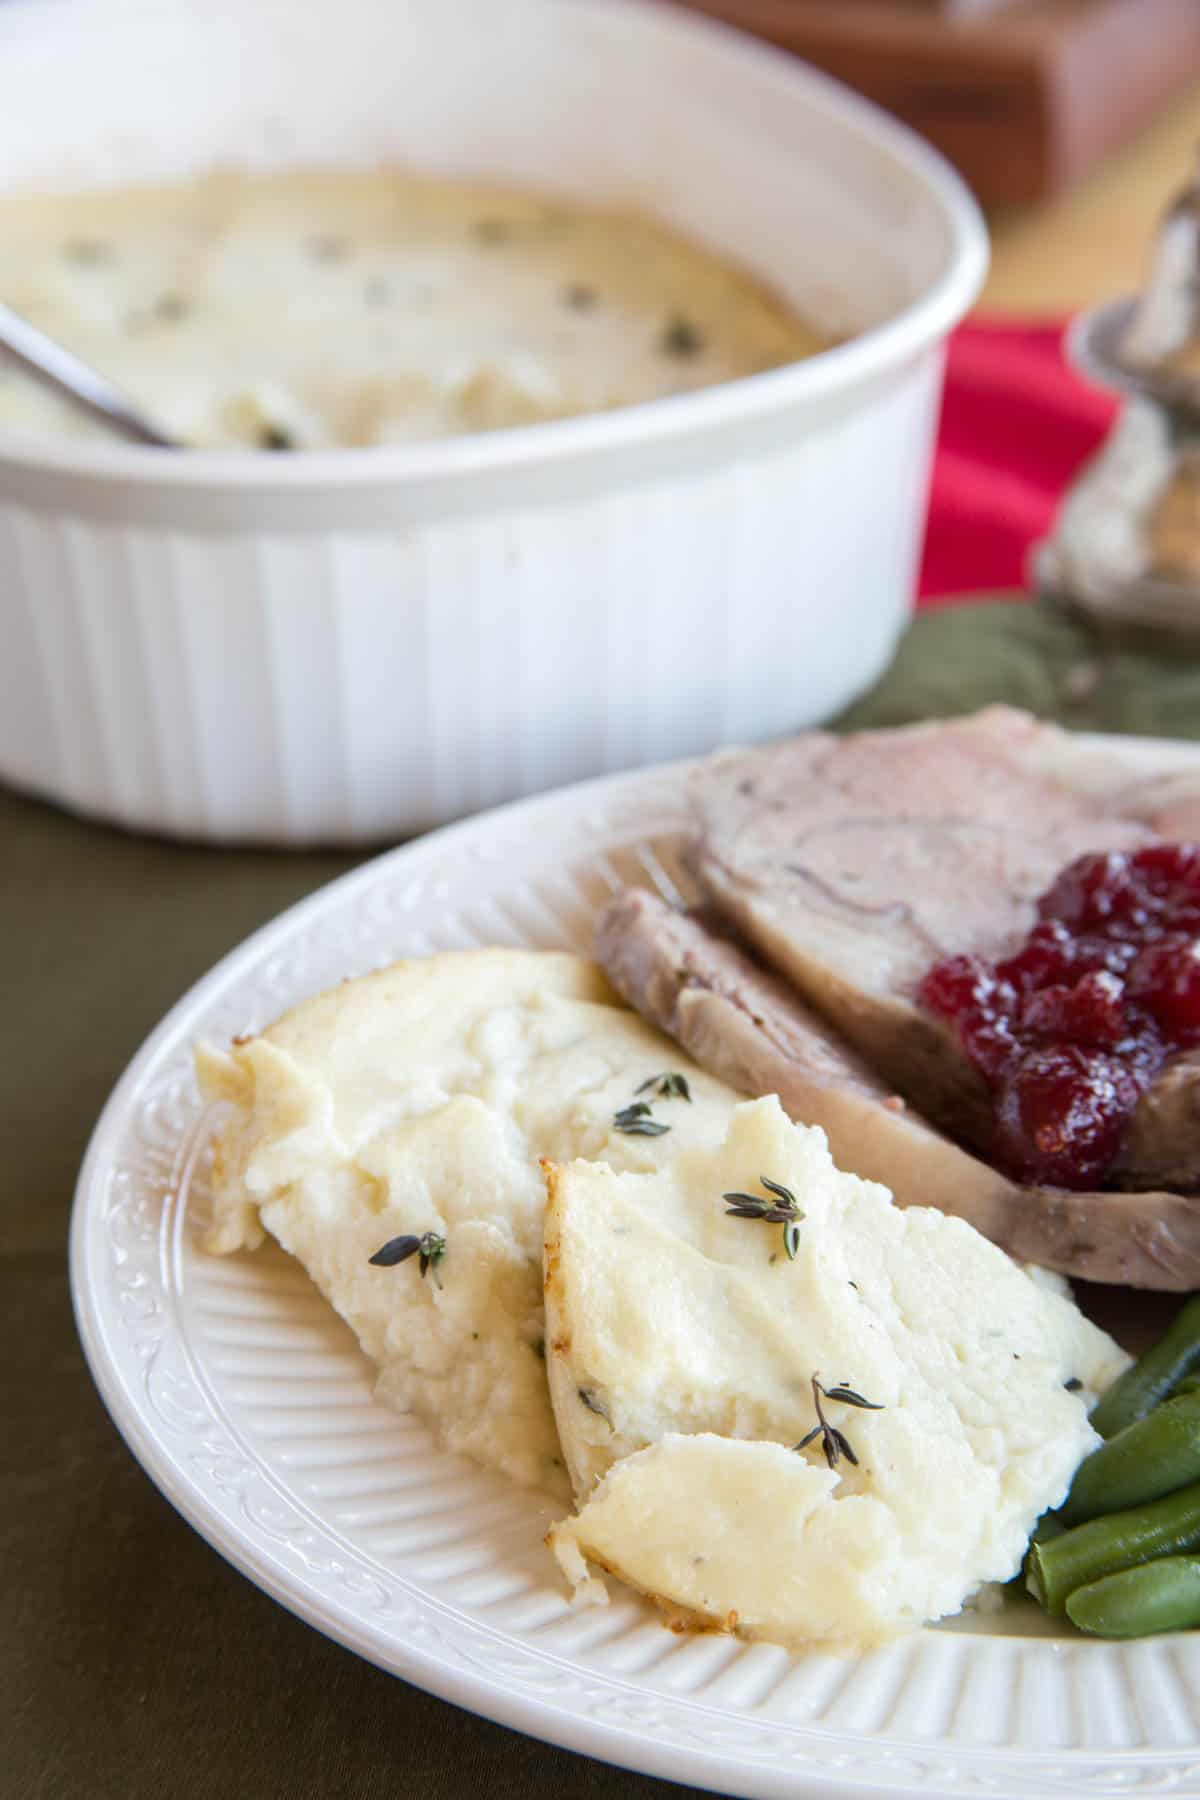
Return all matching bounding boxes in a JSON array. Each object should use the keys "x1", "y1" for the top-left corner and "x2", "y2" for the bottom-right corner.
[{"x1": 0, "y1": 301, "x2": 179, "y2": 448}]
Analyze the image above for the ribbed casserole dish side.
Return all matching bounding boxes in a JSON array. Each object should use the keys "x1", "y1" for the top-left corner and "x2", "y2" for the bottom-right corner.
[{"x1": 0, "y1": 0, "x2": 986, "y2": 844}]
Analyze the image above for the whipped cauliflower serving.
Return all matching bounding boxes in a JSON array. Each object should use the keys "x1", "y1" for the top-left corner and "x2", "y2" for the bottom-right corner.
[
  {"x1": 198, "y1": 948, "x2": 1127, "y2": 1652},
  {"x1": 545, "y1": 1096, "x2": 1128, "y2": 1649},
  {"x1": 0, "y1": 169, "x2": 827, "y2": 449},
  {"x1": 197, "y1": 950, "x2": 741, "y2": 1502}
]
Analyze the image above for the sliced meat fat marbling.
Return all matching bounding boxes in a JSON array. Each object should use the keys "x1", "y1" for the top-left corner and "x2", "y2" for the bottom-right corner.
[{"x1": 596, "y1": 888, "x2": 1200, "y2": 1291}]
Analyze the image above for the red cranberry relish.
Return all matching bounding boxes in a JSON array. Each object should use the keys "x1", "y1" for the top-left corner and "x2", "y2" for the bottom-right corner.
[{"x1": 918, "y1": 847, "x2": 1200, "y2": 1189}]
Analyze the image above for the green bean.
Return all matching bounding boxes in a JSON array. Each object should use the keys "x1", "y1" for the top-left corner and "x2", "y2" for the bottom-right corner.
[
  {"x1": 1005, "y1": 1513, "x2": 1065, "y2": 1592},
  {"x1": 1026, "y1": 1481, "x2": 1200, "y2": 1613},
  {"x1": 1066, "y1": 1556, "x2": 1200, "y2": 1637},
  {"x1": 1090, "y1": 1295, "x2": 1200, "y2": 1438},
  {"x1": 1059, "y1": 1387, "x2": 1200, "y2": 1525}
]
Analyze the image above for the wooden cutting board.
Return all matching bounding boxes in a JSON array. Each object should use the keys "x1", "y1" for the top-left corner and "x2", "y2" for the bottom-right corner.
[{"x1": 675, "y1": 0, "x2": 1200, "y2": 206}]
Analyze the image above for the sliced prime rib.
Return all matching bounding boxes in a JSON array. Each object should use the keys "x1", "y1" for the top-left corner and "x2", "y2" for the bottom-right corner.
[
  {"x1": 597, "y1": 888, "x2": 1200, "y2": 1290},
  {"x1": 686, "y1": 706, "x2": 1200, "y2": 1183},
  {"x1": 1119, "y1": 1053, "x2": 1200, "y2": 1190}
]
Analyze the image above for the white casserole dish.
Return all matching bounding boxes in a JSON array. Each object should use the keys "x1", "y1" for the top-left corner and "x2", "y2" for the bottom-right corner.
[{"x1": 0, "y1": 0, "x2": 986, "y2": 845}]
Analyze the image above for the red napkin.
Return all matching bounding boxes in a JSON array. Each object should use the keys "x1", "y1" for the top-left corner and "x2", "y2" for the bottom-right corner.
[{"x1": 918, "y1": 317, "x2": 1120, "y2": 607}]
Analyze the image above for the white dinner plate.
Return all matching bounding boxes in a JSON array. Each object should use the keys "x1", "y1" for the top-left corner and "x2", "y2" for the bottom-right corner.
[{"x1": 71, "y1": 744, "x2": 1200, "y2": 1800}]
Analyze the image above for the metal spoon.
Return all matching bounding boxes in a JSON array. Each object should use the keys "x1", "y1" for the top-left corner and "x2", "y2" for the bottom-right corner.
[{"x1": 0, "y1": 300, "x2": 180, "y2": 448}]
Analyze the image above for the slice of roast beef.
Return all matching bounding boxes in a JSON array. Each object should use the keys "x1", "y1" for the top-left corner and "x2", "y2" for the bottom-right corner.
[
  {"x1": 687, "y1": 706, "x2": 1200, "y2": 1170},
  {"x1": 597, "y1": 887, "x2": 1200, "y2": 1290},
  {"x1": 1117, "y1": 1053, "x2": 1200, "y2": 1190},
  {"x1": 598, "y1": 887, "x2": 1017, "y2": 1236}
]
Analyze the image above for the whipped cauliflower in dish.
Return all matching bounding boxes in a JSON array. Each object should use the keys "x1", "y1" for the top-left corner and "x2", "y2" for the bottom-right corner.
[{"x1": 0, "y1": 169, "x2": 828, "y2": 448}]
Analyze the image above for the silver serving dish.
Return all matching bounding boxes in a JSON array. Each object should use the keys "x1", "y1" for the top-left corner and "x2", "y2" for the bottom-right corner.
[{"x1": 1036, "y1": 158, "x2": 1200, "y2": 634}]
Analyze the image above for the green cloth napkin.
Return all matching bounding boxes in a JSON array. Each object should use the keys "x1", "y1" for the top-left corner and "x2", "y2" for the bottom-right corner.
[
  {"x1": 5, "y1": 598, "x2": 1197, "y2": 1800},
  {"x1": 837, "y1": 600, "x2": 1200, "y2": 739}
]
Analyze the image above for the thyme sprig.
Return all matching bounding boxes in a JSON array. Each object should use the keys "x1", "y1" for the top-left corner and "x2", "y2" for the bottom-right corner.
[
  {"x1": 794, "y1": 1375, "x2": 884, "y2": 1471},
  {"x1": 723, "y1": 1175, "x2": 805, "y2": 1259},
  {"x1": 368, "y1": 1230, "x2": 447, "y2": 1286},
  {"x1": 615, "y1": 1072, "x2": 691, "y2": 1136},
  {"x1": 636, "y1": 1071, "x2": 692, "y2": 1103},
  {"x1": 613, "y1": 1101, "x2": 671, "y2": 1137}
]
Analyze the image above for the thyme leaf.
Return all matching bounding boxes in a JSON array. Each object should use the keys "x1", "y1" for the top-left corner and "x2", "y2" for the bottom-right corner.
[
  {"x1": 578, "y1": 1386, "x2": 613, "y2": 1428},
  {"x1": 830, "y1": 1427, "x2": 859, "y2": 1468},
  {"x1": 614, "y1": 1100, "x2": 670, "y2": 1137},
  {"x1": 309, "y1": 232, "x2": 351, "y2": 264},
  {"x1": 660, "y1": 313, "x2": 704, "y2": 358},
  {"x1": 64, "y1": 238, "x2": 113, "y2": 266},
  {"x1": 368, "y1": 1229, "x2": 446, "y2": 1286},
  {"x1": 615, "y1": 1075, "x2": 689, "y2": 1136},
  {"x1": 793, "y1": 1375, "x2": 883, "y2": 1471},
  {"x1": 473, "y1": 218, "x2": 510, "y2": 246},
  {"x1": 153, "y1": 291, "x2": 189, "y2": 323},
  {"x1": 723, "y1": 1175, "x2": 804, "y2": 1257},
  {"x1": 822, "y1": 1385, "x2": 885, "y2": 1410},
  {"x1": 723, "y1": 1197, "x2": 796, "y2": 1223},
  {"x1": 258, "y1": 425, "x2": 296, "y2": 452},
  {"x1": 368, "y1": 1233, "x2": 420, "y2": 1267},
  {"x1": 635, "y1": 1072, "x2": 692, "y2": 1103},
  {"x1": 418, "y1": 1232, "x2": 447, "y2": 1285}
]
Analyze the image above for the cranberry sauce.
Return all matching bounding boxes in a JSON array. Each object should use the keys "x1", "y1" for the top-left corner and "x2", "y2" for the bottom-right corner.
[{"x1": 918, "y1": 847, "x2": 1200, "y2": 1189}]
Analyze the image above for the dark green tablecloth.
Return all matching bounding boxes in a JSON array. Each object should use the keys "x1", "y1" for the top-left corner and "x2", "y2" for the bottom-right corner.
[{"x1": 6, "y1": 599, "x2": 1199, "y2": 1800}]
